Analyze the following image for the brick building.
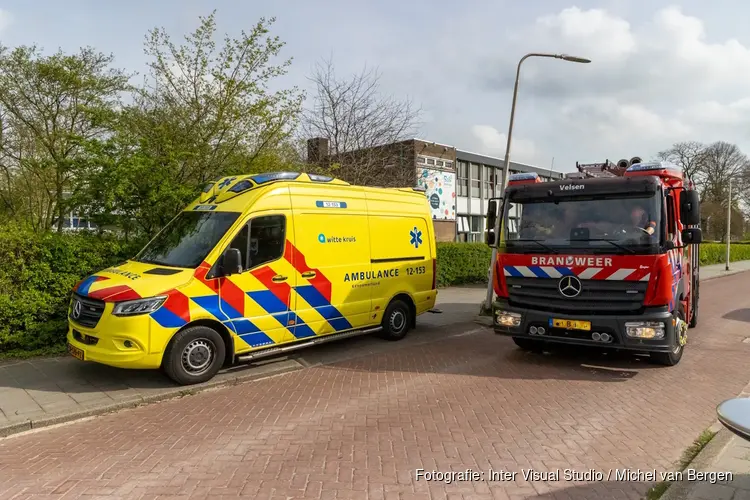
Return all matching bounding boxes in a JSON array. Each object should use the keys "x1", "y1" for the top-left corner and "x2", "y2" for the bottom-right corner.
[{"x1": 305, "y1": 137, "x2": 562, "y2": 242}]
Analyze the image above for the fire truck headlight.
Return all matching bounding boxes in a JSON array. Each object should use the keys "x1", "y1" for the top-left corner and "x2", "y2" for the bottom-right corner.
[
  {"x1": 495, "y1": 310, "x2": 522, "y2": 327},
  {"x1": 624, "y1": 321, "x2": 665, "y2": 340}
]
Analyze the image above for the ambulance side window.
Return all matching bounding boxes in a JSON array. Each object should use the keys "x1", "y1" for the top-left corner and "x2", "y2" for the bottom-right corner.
[
  {"x1": 248, "y1": 215, "x2": 286, "y2": 269},
  {"x1": 228, "y1": 225, "x2": 250, "y2": 271}
]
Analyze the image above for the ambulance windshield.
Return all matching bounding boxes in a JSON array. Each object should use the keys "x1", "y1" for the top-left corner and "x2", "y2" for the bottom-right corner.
[
  {"x1": 503, "y1": 192, "x2": 663, "y2": 255},
  {"x1": 133, "y1": 211, "x2": 240, "y2": 268}
]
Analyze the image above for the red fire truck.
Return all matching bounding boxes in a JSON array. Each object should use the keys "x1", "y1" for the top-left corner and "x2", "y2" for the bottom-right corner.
[{"x1": 485, "y1": 157, "x2": 702, "y2": 365}]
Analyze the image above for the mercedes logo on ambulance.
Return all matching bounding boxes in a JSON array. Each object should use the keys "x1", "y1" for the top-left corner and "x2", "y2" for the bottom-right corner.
[
  {"x1": 558, "y1": 276, "x2": 582, "y2": 298},
  {"x1": 71, "y1": 299, "x2": 82, "y2": 319}
]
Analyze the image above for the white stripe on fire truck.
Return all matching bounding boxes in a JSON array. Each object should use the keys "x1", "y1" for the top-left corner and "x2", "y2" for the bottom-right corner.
[
  {"x1": 577, "y1": 268, "x2": 602, "y2": 279},
  {"x1": 605, "y1": 268, "x2": 636, "y2": 280}
]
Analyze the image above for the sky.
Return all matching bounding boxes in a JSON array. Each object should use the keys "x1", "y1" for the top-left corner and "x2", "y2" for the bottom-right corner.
[{"x1": 1, "y1": 0, "x2": 750, "y2": 174}]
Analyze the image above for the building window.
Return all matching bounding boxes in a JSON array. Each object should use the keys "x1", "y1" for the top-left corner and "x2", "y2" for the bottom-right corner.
[
  {"x1": 495, "y1": 168, "x2": 504, "y2": 196},
  {"x1": 444, "y1": 160, "x2": 454, "y2": 170},
  {"x1": 468, "y1": 215, "x2": 484, "y2": 242},
  {"x1": 417, "y1": 156, "x2": 427, "y2": 164},
  {"x1": 457, "y1": 161, "x2": 469, "y2": 197},
  {"x1": 470, "y1": 163, "x2": 480, "y2": 198},
  {"x1": 483, "y1": 165, "x2": 495, "y2": 199},
  {"x1": 426, "y1": 158, "x2": 435, "y2": 166},
  {"x1": 436, "y1": 160, "x2": 444, "y2": 167}
]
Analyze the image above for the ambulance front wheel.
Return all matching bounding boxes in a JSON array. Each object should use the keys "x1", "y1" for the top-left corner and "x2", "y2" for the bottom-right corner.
[
  {"x1": 162, "y1": 325, "x2": 226, "y2": 385},
  {"x1": 380, "y1": 299, "x2": 412, "y2": 341}
]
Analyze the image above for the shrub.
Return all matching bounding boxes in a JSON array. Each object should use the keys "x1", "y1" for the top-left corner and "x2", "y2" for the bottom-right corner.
[
  {"x1": 0, "y1": 224, "x2": 141, "y2": 354},
  {"x1": 700, "y1": 242, "x2": 750, "y2": 265},
  {"x1": 435, "y1": 242, "x2": 491, "y2": 288}
]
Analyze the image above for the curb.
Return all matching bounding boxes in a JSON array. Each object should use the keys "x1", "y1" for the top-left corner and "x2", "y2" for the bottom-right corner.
[
  {"x1": 702, "y1": 266, "x2": 750, "y2": 281},
  {"x1": 0, "y1": 358, "x2": 304, "y2": 439},
  {"x1": 658, "y1": 380, "x2": 750, "y2": 500}
]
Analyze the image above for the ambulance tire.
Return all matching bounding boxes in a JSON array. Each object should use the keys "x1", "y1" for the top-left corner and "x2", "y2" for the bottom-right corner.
[
  {"x1": 380, "y1": 299, "x2": 412, "y2": 341},
  {"x1": 163, "y1": 326, "x2": 226, "y2": 385},
  {"x1": 650, "y1": 305, "x2": 685, "y2": 367}
]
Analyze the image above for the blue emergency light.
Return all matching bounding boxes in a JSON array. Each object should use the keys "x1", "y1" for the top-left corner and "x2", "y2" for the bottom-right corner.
[
  {"x1": 626, "y1": 161, "x2": 682, "y2": 173},
  {"x1": 250, "y1": 172, "x2": 302, "y2": 184},
  {"x1": 508, "y1": 172, "x2": 539, "y2": 181}
]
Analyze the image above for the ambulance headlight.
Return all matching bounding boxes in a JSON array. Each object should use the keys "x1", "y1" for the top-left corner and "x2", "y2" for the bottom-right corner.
[
  {"x1": 112, "y1": 296, "x2": 167, "y2": 316},
  {"x1": 495, "y1": 310, "x2": 522, "y2": 327},
  {"x1": 624, "y1": 321, "x2": 665, "y2": 340}
]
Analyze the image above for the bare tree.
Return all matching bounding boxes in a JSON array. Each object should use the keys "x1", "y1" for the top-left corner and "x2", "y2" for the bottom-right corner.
[
  {"x1": 299, "y1": 58, "x2": 422, "y2": 186},
  {"x1": 655, "y1": 141, "x2": 706, "y2": 184},
  {"x1": 700, "y1": 141, "x2": 750, "y2": 203}
]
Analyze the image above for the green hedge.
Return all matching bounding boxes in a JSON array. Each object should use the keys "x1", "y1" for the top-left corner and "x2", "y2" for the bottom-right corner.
[
  {"x1": 1, "y1": 229, "x2": 749, "y2": 357},
  {"x1": 0, "y1": 224, "x2": 141, "y2": 357},
  {"x1": 433, "y1": 242, "x2": 750, "y2": 287}
]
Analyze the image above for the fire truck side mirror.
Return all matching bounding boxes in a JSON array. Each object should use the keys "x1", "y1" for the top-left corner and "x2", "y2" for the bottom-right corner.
[
  {"x1": 681, "y1": 228, "x2": 703, "y2": 245},
  {"x1": 485, "y1": 197, "x2": 502, "y2": 247},
  {"x1": 679, "y1": 190, "x2": 701, "y2": 226}
]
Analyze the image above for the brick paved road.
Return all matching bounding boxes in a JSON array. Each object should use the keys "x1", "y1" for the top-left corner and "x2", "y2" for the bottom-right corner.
[{"x1": 2, "y1": 275, "x2": 750, "y2": 499}]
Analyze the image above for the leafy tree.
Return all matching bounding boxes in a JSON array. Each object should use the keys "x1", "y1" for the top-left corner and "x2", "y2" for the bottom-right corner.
[
  {"x1": 0, "y1": 45, "x2": 130, "y2": 232},
  {"x1": 79, "y1": 11, "x2": 304, "y2": 237}
]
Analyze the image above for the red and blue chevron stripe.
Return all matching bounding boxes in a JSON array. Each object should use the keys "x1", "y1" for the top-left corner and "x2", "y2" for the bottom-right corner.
[
  {"x1": 148, "y1": 240, "x2": 353, "y2": 346},
  {"x1": 76, "y1": 275, "x2": 142, "y2": 301}
]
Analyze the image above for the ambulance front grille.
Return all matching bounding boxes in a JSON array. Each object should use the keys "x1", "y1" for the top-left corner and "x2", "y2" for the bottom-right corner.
[
  {"x1": 69, "y1": 293, "x2": 105, "y2": 328},
  {"x1": 506, "y1": 277, "x2": 648, "y2": 315}
]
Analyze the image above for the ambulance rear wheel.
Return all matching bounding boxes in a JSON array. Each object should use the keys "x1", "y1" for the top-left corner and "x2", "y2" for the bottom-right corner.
[
  {"x1": 380, "y1": 299, "x2": 412, "y2": 341},
  {"x1": 163, "y1": 325, "x2": 226, "y2": 385}
]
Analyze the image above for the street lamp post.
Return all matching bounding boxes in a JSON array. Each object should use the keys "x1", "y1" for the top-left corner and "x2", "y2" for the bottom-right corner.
[
  {"x1": 483, "y1": 53, "x2": 591, "y2": 312},
  {"x1": 726, "y1": 177, "x2": 732, "y2": 271}
]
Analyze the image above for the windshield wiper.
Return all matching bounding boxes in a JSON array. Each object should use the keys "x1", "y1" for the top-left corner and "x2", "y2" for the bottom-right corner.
[
  {"x1": 571, "y1": 238, "x2": 636, "y2": 254},
  {"x1": 506, "y1": 239, "x2": 559, "y2": 254}
]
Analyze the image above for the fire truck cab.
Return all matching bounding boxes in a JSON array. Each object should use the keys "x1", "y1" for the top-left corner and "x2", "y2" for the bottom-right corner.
[{"x1": 485, "y1": 157, "x2": 702, "y2": 365}]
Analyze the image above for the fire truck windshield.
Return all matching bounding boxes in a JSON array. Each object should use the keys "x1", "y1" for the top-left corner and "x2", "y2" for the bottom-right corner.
[{"x1": 502, "y1": 192, "x2": 663, "y2": 255}]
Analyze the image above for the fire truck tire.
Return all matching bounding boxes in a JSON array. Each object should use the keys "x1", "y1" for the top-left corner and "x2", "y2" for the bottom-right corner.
[
  {"x1": 513, "y1": 337, "x2": 546, "y2": 353},
  {"x1": 649, "y1": 305, "x2": 685, "y2": 366}
]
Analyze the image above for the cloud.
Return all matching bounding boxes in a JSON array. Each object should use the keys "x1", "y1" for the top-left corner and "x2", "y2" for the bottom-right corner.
[
  {"x1": 471, "y1": 5, "x2": 750, "y2": 169},
  {"x1": 470, "y1": 125, "x2": 538, "y2": 165},
  {"x1": 0, "y1": 9, "x2": 11, "y2": 33}
]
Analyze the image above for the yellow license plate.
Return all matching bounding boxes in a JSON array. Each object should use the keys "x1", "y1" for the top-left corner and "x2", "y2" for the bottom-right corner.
[
  {"x1": 551, "y1": 319, "x2": 591, "y2": 331},
  {"x1": 68, "y1": 343, "x2": 85, "y2": 361}
]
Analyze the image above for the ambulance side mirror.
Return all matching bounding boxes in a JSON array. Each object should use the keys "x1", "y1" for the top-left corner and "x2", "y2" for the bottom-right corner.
[
  {"x1": 223, "y1": 248, "x2": 243, "y2": 275},
  {"x1": 680, "y1": 190, "x2": 701, "y2": 226}
]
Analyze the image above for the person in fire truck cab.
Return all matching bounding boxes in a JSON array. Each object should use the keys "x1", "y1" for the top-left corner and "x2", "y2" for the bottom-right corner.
[{"x1": 630, "y1": 204, "x2": 657, "y2": 237}]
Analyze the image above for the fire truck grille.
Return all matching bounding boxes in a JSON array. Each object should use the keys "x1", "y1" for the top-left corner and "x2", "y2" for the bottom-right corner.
[{"x1": 506, "y1": 277, "x2": 648, "y2": 315}]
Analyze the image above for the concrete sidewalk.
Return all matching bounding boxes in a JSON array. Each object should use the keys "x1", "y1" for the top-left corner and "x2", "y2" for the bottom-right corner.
[
  {"x1": 662, "y1": 381, "x2": 750, "y2": 500},
  {"x1": 0, "y1": 286, "x2": 485, "y2": 437}
]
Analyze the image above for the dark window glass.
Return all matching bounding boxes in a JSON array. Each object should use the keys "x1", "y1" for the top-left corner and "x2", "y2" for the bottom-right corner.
[{"x1": 134, "y1": 211, "x2": 241, "y2": 268}]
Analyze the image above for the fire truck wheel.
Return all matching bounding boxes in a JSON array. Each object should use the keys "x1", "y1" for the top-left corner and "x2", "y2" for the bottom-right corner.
[
  {"x1": 513, "y1": 337, "x2": 546, "y2": 353},
  {"x1": 650, "y1": 306, "x2": 686, "y2": 366}
]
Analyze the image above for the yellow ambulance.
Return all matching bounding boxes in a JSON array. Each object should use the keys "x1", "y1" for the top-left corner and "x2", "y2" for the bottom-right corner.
[{"x1": 66, "y1": 172, "x2": 438, "y2": 385}]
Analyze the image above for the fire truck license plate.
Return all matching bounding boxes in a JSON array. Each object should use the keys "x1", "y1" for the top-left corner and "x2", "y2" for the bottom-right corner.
[{"x1": 551, "y1": 319, "x2": 591, "y2": 331}]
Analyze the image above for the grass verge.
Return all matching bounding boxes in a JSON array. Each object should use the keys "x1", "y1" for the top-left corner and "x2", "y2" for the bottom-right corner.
[{"x1": 646, "y1": 428, "x2": 717, "y2": 499}]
